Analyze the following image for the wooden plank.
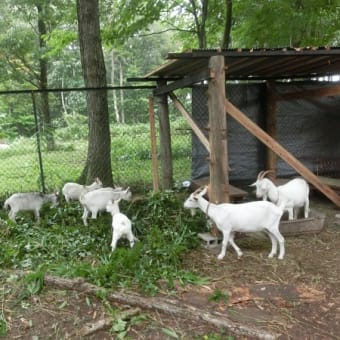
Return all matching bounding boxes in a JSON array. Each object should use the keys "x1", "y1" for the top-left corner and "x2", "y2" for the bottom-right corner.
[
  {"x1": 318, "y1": 176, "x2": 340, "y2": 191},
  {"x1": 225, "y1": 98, "x2": 340, "y2": 207},
  {"x1": 275, "y1": 84, "x2": 340, "y2": 101},
  {"x1": 279, "y1": 209, "x2": 326, "y2": 236},
  {"x1": 169, "y1": 92, "x2": 210, "y2": 152},
  {"x1": 148, "y1": 96, "x2": 159, "y2": 192},
  {"x1": 153, "y1": 69, "x2": 210, "y2": 96},
  {"x1": 208, "y1": 56, "x2": 229, "y2": 205}
]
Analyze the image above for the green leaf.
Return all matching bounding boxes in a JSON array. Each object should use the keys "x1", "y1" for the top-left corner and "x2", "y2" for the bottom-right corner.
[{"x1": 161, "y1": 327, "x2": 179, "y2": 339}]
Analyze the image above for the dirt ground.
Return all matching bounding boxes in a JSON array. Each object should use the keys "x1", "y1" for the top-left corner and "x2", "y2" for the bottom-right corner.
[{"x1": 1, "y1": 194, "x2": 340, "y2": 339}]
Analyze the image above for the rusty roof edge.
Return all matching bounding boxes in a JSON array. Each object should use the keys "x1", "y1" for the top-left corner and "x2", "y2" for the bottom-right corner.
[{"x1": 167, "y1": 47, "x2": 340, "y2": 59}]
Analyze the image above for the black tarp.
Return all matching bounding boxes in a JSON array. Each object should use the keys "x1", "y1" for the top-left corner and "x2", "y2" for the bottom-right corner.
[{"x1": 191, "y1": 82, "x2": 340, "y2": 183}]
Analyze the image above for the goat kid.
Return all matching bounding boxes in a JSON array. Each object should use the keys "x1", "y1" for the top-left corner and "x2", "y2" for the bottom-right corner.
[
  {"x1": 106, "y1": 199, "x2": 136, "y2": 252},
  {"x1": 250, "y1": 170, "x2": 309, "y2": 220},
  {"x1": 184, "y1": 186, "x2": 285, "y2": 260},
  {"x1": 79, "y1": 187, "x2": 132, "y2": 226},
  {"x1": 4, "y1": 190, "x2": 59, "y2": 222},
  {"x1": 62, "y1": 177, "x2": 102, "y2": 203}
]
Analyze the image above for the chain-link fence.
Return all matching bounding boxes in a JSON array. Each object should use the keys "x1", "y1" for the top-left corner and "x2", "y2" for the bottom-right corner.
[
  {"x1": 0, "y1": 87, "x2": 193, "y2": 199},
  {"x1": 1, "y1": 82, "x2": 338, "y2": 199}
]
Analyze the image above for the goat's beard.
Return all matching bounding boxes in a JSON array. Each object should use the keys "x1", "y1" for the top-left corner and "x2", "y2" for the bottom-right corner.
[{"x1": 190, "y1": 209, "x2": 196, "y2": 216}]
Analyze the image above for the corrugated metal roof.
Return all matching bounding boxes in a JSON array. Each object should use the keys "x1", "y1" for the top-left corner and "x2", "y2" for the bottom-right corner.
[{"x1": 141, "y1": 47, "x2": 340, "y2": 81}]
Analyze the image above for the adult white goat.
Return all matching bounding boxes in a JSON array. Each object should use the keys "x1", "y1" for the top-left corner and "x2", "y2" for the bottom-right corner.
[
  {"x1": 250, "y1": 170, "x2": 309, "y2": 220},
  {"x1": 184, "y1": 186, "x2": 285, "y2": 260},
  {"x1": 106, "y1": 199, "x2": 136, "y2": 252},
  {"x1": 79, "y1": 187, "x2": 132, "y2": 226},
  {"x1": 62, "y1": 177, "x2": 102, "y2": 203},
  {"x1": 4, "y1": 190, "x2": 59, "y2": 223}
]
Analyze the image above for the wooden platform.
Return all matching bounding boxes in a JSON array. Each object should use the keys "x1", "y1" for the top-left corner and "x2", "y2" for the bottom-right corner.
[
  {"x1": 318, "y1": 176, "x2": 340, "y2": 192},
  {"x1": 190, "y1": 177, "x2": 248, "y2": 202},
  {"x1": 279, "y1": 209, "x2": 326, "y2": 236}
]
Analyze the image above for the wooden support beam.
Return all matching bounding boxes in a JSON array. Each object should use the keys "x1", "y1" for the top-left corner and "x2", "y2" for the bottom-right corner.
[
  {"x1": 148, "y1": 96, "x2": 159, "y2": 192},
  {"x1": 225, "y1": 98, "x2": 340, "y2": 207},
  {"x1": 169, "y1": 92, "x2": 210, "y2": 152},
  {"x1": 208, "y1": 56, "x2": 229, "y2": 205},
  {"x1": 275, "y1": 84, "x2": 340, "y2": 101},
  {"x1": 156, "y1": 81, "x2": 173, "y2": 189},
  {"x1": 153, "y1": 69, "x2": 210, "y2": 96},
  {"x1": 265, "y1": 81, "x2": 278, "y2": 173}
]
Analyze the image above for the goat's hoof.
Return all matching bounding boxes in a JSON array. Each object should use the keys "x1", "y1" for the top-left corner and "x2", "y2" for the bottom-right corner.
[{"x1": 217, "y1": 254, "x2": 224, "y2": 260}]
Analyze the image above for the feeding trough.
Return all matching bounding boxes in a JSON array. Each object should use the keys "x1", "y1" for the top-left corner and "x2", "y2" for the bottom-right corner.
[{"x1": 279, "y1": 209, "x2": 326, "y2": 236}]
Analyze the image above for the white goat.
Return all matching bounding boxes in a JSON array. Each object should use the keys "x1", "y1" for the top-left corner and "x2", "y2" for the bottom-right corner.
[
  {"x1": 62, "y1": 177, "x2": 102, "y2": 203},
  {"x1": 106, "y1": 199, "x2": 136, "y2": 252},
  {"x1": 79, "y1": 187, "x2": 132, "y2": 226},
  {"x1": 4, "y1": 190, "x2": 59, "y2": 223},
  {"x1": 250, "y1": 170, "x2": 310, "y2": 220},
  {"x1": 184, "y1": 186, "x2": 285, "y2": 260}
]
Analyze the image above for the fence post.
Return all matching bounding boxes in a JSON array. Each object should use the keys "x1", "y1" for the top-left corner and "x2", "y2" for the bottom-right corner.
[{"x1": 31, "y1": 92, "x2": 46, "y2": 193}]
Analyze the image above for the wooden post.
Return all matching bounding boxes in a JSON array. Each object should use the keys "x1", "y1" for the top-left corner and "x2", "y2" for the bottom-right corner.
[
  {"x1": 156, "y1": 81, "x2": 173, "y2": 189},
  {"x1": 207, "y1": 55, "x2": 229, "y2": 205},
  {"x1": 169, "y1": 92, "x2": 210, "y2": 152},
  {"x1": 265, "y1": 81, "x2": 277, "y2": 175},
  {"x1": 148, "y1": 96, "x2": 159, "y2": 192}
]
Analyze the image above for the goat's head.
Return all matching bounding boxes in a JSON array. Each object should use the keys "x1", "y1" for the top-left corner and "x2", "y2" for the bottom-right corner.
[
  {"x1": 50, "y1": 188, "x2": 60, "y2": 207},
  {"x1": 249, "y1": 170, "x2": 274, "y2": 198},
  {"x1": 106, "y1": 198, "x2": 121, "y2": 214},
  {"x1": 122, "y1": 187, "x2": 132, "y2": 201},
  {"x1": 183, "y1": 186, "x2": 208, "y2": 215}
]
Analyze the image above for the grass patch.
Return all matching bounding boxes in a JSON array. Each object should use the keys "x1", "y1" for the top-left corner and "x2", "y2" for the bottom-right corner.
[{"x1": 0, "y1": 190, "x2": 208, "y2": 295}]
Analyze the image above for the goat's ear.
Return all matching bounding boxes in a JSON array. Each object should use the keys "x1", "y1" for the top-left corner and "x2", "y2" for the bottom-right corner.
[
  {"x1": 125, "y1": 187, "x2": 130, "y2": 192},
  {"x1": 249, "y1": 182, "x2": 257, "y2": 187}
]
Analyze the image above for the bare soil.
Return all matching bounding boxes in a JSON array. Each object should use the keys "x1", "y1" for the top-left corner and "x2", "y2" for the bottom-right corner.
[{"x1": 1, "y1": 194, "x2": 340, "y2": 339}]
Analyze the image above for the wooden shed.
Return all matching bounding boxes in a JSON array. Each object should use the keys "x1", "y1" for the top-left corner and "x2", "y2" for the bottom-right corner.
[{"x1": 135, "y1": 48, "x2": 340, "y2": 208}]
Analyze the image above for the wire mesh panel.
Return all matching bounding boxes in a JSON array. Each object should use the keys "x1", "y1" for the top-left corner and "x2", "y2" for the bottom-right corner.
[
  {"x1": 1, "y1": 81, "x2": 339, "y2": 199},
  {"x1": 0, "y1": 89, "x2": 158, "y2": 198}
]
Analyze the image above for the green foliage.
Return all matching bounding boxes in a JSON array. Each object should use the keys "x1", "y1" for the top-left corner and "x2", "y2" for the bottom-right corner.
[
  {"x1": 0, "y1": 190, "x2": 208, "y2": 295},
  {"x1": 208, "y1": 289, "x2": 229, "y2": 304},
  {"x1": 0, "y1": 314, "x2": 7, "y2": 336}
]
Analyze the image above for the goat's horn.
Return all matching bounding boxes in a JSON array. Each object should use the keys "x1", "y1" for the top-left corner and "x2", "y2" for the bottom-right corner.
[
  {"x1": 260, "y1": 170, "x2": 274, "y2": 179},
  {"x1": 257, "y1": 170, "x2": 265, "y2": 180}
]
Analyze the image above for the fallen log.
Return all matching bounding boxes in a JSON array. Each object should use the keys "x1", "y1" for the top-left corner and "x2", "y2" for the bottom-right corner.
[{"x1": 44, "y1": 275, "x2": 279, "y2": 340}]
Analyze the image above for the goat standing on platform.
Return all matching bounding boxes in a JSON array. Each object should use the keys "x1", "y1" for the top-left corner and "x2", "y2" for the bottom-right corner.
[{"x1": 250, "y1": 170, "x2": 309, "y2": 220}]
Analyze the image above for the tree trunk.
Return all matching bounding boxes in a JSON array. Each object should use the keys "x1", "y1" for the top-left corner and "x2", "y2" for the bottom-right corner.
[
  {"x1": 76, "y1": 0, "x2": 113, "y2": 186},
  {"x1": 119, "y1": 60, "x2": 125, "y2": 123},
  {"x1": 37, "y1": 3, "x2": 55, "y2": 151},
  {"x1": 221, "y1": 0, "x2": 233, "y2": 48},
  {"x1": 111, "y1": 50, "x2": 120, "y2": 123}
]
